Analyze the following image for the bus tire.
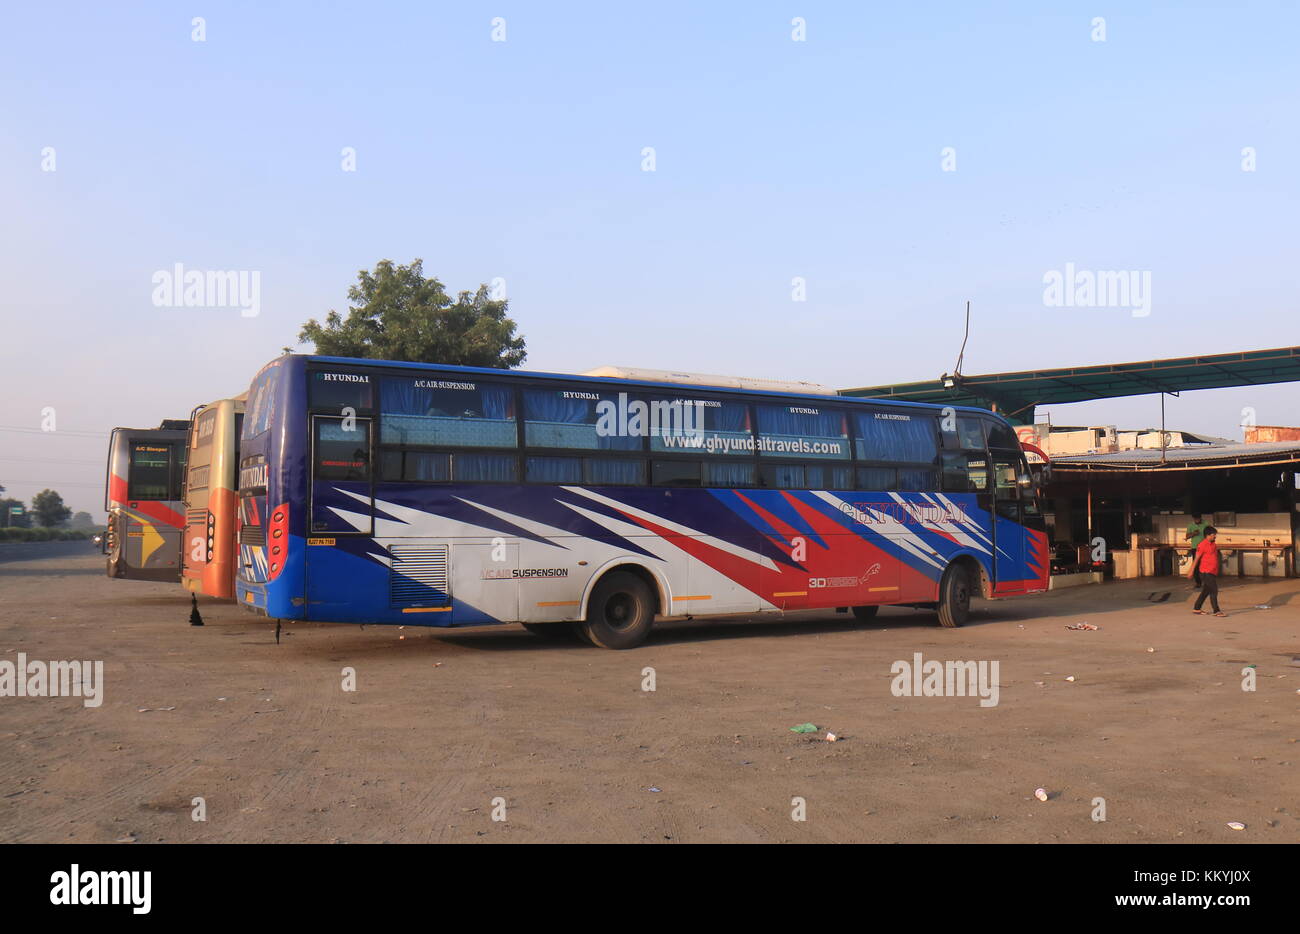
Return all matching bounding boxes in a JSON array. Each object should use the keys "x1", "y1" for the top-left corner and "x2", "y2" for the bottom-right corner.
[
  {"x1": 580, "y1": 571, "x2": 655, "y2": 649},
  {"x1": 850, "y1": 605, "x2": 880, "y2": 621},
  {"x1": 936, "y1": 563, "x2": 972, "y2": 629},
  {"x1": 521, "y1": 621, "x2": 580, "y2": 641}
]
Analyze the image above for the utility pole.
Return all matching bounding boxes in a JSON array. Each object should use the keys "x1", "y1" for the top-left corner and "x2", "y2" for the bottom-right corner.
[{"x1": 1160, "y1": 393, "x2": 1167, "y2": 465}]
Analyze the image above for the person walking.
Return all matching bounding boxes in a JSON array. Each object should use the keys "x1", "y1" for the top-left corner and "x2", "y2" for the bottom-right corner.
[
  {"x1": 1185, "y1": 512, "x2": 1210, "y2": 587},
  {"x1": 1190, "y1": 526, "x2": 1225, "y2": 617}
]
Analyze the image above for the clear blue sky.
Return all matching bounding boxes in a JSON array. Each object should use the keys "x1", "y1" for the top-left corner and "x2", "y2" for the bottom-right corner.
[{"x1": 2, "y1": 1, "x2": 1297, "y2": 514}]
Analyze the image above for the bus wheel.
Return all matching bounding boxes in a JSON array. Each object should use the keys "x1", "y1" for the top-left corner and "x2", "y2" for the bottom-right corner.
[
  {"x1": 580, "y1": 571, "x2": 654, "y2": 649},
  {"x1": 936, "y1": 563, "x2": 972, "y2": 629},
  {"x1": 521, "y1": 622, "x2": 580, "y2": 641},
  {"x1": 851, "y1": 605, "x2": 880, "y2": 621}
]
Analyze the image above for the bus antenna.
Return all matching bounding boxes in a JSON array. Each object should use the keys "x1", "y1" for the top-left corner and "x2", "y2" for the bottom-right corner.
[
  {"x1": 953, "y1": 300, "x2": 971, "y2": 376},
  {"x1": 940, "y1": 300, "x2": 971, "y2": 389}
]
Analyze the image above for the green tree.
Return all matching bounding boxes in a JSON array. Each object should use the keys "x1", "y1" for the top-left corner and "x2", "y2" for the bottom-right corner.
[
  {"x1": 296, "y1": 259, "x2": 526, "y2": 368},
  {"x1": 31, "y1": 489, "x2": 71, "y2": 528},
  {"x1": 69, "y1": 511, "x2": 96, "y2": 530},
  {"x1": 0, "y1": 496, "x2": 28, "y2": 528}
]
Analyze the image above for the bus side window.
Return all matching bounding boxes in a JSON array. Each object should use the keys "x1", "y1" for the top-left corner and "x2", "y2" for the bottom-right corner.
[
  {"x1": 984, "y1": 418, "x2": 1019, "y2": 450},
  {"x1": 652, "y1": 460, "x2": 703, "y2": 487},
  {"x1": 941, "y1": 452, "x2": 988, "y2": 493},
  {"x1": 705, "y1": 462, "x2": 756, "y2": 488},
  {"x1": 857, "y1": 467, "x2": 898, "y2": 491},
  {"x1": 957, "y1": 416, "x2": 986, "y2": 450},
  {"x1": 172, "y1": 443, "x2": 187, "y2": 500}
]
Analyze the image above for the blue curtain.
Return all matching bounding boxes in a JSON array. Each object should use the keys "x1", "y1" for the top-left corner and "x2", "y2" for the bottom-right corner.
[
  {"x1": 856, "y1": 467, "x2": 898, "y2": 491},
  {"x1": 523, "y1": 390, "x2": 589, "y2": 423},
  {"x1": 854, "y1": 412, "x2": 938, "y2": 463},
  {"x1": 756, "y1": 405, "x2": 844, "y2": 438},
  {"x1": 527, "y1": 456, "x2": 581, "y2": 483},
  {"x1": 453, "y1": 454, "x2": 517, "y2": 482},
  {"x1": 383, "y1": 377, "x2": 513, "y2": 419},
  {"x1": 706, "y1": 462, "x2": 756, "y2": 488},
  {"x1": 408, "y1": 452, "x2": 451, "y2": 481},
  {"x1": 764, "y1": 464, "x2": 803, "y2": 488},
  {"x1": 701, "y1": 402, "x2": 748, "y2": 431},
  {"x1": 586, "y1": 458, "x2": 644, "y2": 485},
  {"x1": 898, "y1": 468, "x2": 936, "y2": 492},
  {"x1": 807, "y1": 465, "x2": 853, "y2": 490},
  {"x1": 481, "y1": 386, "x2": 510, "y2": 419},
  {"x1": 524, "y1": 390, "x2": 639, "y2": 451}
]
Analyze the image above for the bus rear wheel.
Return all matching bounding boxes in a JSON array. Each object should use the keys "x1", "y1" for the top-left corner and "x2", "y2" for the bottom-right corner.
[
  {"x1": 580, "y1": 571, "x2": 655, "y2": 649},
  {"x1": 936, "y1": 563, "x2": 972, "y2": 628},
  {"x1": 851, "y1": 605, "x2": 880, "y2": 621}
]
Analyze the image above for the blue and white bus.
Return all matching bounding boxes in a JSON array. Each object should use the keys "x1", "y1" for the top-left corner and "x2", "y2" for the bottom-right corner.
[{"x1": 235, "y1": 354, "x2": 1049, "y2": 648}]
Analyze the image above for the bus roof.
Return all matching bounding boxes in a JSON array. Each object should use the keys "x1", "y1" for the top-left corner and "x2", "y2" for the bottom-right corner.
[{"x1": 302, "y1": 354, "x2": 1002, "y2": 419}]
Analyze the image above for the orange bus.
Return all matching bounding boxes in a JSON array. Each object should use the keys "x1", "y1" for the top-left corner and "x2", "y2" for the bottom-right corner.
[{"x1": 181, "y1": 394, "x2": 246, "y2": 602}]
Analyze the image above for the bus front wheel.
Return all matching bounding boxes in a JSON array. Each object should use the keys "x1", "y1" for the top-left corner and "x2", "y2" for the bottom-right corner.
[
  {"x1": 580, "y1": 571, "x2": 655, "y2": 649},
  {"x1": 936, "y1": 563, "x2": 972, "y2": 628}
]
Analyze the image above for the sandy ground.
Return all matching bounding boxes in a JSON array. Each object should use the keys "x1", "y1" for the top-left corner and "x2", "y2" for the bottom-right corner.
[{"x1": 0, "y1": 550, "x2": 1295, "y2": 844}]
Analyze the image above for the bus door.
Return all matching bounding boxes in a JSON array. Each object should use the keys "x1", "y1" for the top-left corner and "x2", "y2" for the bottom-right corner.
[
  {"x1": 306, "y1": 414, "x2": 376, "y2": 620},
  {"x1": 991, "y1": 454, "x2": 1026, "y2": 594},
  {"x1": 309, "y1": 415, "x2": 373, "y2": 535}
]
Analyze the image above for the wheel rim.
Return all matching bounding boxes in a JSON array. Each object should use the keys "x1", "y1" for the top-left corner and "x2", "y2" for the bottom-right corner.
[{"x1": 602, "y1": 592, "x2": 637, "y2": 631}]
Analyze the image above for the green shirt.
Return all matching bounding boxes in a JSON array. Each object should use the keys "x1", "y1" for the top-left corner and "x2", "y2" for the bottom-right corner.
[{"x1": 1186, "y1": 520, "x2": 1209, "y2": 548}]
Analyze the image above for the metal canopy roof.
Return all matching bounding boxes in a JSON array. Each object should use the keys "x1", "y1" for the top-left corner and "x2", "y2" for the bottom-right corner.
[
  {"x1": 841, "y1": 345, "x2": 1300, "y2": 422},
  {"x1": 1051, "y1": 440, "x2": 1300, "y2": 472}
]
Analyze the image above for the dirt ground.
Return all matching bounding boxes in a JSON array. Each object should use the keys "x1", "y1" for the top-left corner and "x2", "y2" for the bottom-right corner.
[{"x1": 0, "y1": 550, "x2": 1295, "y2": 844}]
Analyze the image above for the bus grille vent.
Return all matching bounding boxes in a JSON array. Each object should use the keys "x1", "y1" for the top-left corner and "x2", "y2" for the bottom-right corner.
[
  {"x1": 239, "y1": 526, "x2": 265, "y2": 547},
  {"x1": 389, "y1": 544, "x2": 450, "y2": 607}
]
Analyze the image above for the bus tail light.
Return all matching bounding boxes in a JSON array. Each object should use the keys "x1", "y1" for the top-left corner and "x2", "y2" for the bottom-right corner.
[{"x1": 267, "y1": 505, "x2": 289, "y2": 581}]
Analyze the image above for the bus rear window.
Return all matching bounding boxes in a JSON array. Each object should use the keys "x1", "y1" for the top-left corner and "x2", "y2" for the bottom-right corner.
[
  {"x1": 128, "y1": 444, "x2": 174, "y2": 499},
  {"x1": 311, "y1": 371, "x2": 374, "y2": 412},
  {"x1": 243, "y1": 365, "x2": 282, "y2": 440}
]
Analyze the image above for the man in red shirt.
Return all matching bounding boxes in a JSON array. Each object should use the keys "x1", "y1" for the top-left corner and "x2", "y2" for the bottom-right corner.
[{"x1": 1190, "y1": 527, "x2": 1225, "y2": 616}]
